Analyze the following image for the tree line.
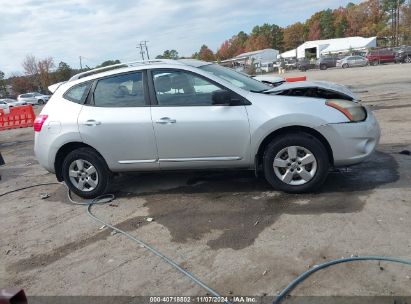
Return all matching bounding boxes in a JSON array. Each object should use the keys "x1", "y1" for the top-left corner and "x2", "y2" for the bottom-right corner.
[{"x1": 190, "y1": 0, "x2": 411, "y2": 61}]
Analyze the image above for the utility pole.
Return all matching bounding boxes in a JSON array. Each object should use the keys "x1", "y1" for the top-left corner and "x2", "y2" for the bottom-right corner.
[
  {"x1": 79, "y1": 56, "x2": 83, "y2": 70},
  {"x1": 137, "y1": 44, "x2": 145, "y2": 60},
  {"x1": 142, "y1": 40, "x2": 150, "y2": 59}
]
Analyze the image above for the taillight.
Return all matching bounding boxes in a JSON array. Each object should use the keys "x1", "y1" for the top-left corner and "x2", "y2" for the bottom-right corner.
[{"x1": 33, "y1": 115, "x2": 48, "y2": 132}]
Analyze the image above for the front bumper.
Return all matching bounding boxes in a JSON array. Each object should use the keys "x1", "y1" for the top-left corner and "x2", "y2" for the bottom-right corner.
[{"x1": 318, "y1": 108, "x2": 380, "y2": 166}]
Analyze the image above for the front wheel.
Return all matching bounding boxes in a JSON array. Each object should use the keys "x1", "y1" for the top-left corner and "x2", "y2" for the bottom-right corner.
[
  {"x1": 342, "y1": 63, "x2": 349, "y2": 69},
  {"x1": 38, "y1": 99, "x2": 44, "y2": 105},
  {"x1": 405, "y1": 56, "x2": 411, "y2": 63},
  {"x1": 62, "y1": 147, "x2": 111, "y2": 198},
  {"x1": 263, "y1": 133, "x2": 330, "y2": 193}
]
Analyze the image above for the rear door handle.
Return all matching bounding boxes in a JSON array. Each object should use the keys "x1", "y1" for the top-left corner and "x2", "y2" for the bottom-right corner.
[
  {"x1": 84, "y1": 120, "x2": 101, "y2": 126},
  {"x1": 155, "y1": 117, "x2": 176, "y2": 124}
]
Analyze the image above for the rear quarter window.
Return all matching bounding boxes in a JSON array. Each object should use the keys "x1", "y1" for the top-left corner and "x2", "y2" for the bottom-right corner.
[{"x1": 63, "y1": 82, "x2": 91, "y2": 104}]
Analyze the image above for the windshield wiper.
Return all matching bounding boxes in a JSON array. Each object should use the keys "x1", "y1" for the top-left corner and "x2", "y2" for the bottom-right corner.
[{"x1": 250, "y1": 89, "x2": 271, "y2": 94}]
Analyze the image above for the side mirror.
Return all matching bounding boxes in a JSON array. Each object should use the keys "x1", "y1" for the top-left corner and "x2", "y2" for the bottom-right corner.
[{"x1": 212, "y1": 90, "x2": 232, "y2": 105}]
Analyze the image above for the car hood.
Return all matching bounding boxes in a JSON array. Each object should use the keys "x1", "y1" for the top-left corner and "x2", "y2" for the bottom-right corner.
[{"x1": 265, "y1": 80, "x2": 359, "y2": 101}]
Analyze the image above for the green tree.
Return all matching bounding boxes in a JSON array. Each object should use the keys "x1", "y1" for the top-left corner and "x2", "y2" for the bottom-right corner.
[
  {"x1": 156, "y1": 50, "x2": 179, "y2": 59},
  {"x1": 335, "y1": 15, "x2": 349, "y2": 37},
  {"x1": 55, "y1": 61, "x2": 72, "y2": 82},
  {"x1": 96, "y1": 60, "x2": 121, "y2": 68},
  {"x1": 320, "y1": 9, "x2": 335, "y2": 39}
]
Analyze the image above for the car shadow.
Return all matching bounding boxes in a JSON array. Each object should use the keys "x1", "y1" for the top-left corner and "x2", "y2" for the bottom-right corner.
[{"x1": 104, "y1": 150, "x2": 399, "y2": 250}]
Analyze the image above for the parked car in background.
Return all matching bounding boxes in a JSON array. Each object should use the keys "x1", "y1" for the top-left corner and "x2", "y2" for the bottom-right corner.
[
  {"x1": 35, "y1": 59, "x2": 379, "y2": 198},
  {"x1": 366, "y1": 49, "x2": 395, "y2": 65},
  {"x1": 336, "y1": 56, "x2": 368, "y2": 68},
  {"x1": 0, "y1": 98, "x2": 27, "y2": 107},
  {"x1": 297, "y1": 58, "x2": 315, "y2": 71},
  {"x1": 395, "y1": 46, "x2": 411, "y2": 63},
  {"x1": 17, "y1": 92, "x2": 50, "y2": 105},
  {"x1": 0, "y1": 100, "x2": 10, "y2": 113},
  {"x1": 258, "y1": 62, "x2": 274, "y2": 73},
  {"x1": 285, "y1": 58, "x2": 298, "y2": 70},
  {"x1": 315, "y1": 56, "x2": 341, "y2": 70}
]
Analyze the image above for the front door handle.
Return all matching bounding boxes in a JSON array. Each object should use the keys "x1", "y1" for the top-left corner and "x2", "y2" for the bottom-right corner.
[
  {"x1": 84, "y1": 120, "x2": 101, "y2": 126},
  {"x1": 155, "y1": 117, "x2": 176, "y2": 124}
]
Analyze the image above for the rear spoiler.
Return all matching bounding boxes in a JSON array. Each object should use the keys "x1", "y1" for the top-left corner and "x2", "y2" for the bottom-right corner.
[{"x1": 48, "y1": 81, "x2": 66, "y2": 94}]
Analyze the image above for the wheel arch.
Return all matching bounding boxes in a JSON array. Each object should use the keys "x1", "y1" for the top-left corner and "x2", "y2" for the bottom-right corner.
[
  {"x1": 54, "y1": 142, "x2": 107, "y2": 181},
  {"x1": 255, "y1": 126, "x2": 334, "y2": 170}
]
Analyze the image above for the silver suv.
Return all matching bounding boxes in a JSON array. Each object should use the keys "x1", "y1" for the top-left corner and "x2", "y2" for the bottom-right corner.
[
  {"x1": 18, "y1": 92, "x2": 50, "y2": 105},
  {"x1": 34, "y1": 59, "x2": 380, "y2": 198}
]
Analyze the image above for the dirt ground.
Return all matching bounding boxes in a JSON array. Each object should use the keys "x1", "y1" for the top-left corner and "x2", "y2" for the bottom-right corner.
[{"x1": 1, "y1": 63, "x2": 411, "y2": 301}]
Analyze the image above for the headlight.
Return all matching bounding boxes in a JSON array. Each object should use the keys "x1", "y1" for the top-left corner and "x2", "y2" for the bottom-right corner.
[{"x1": 326, "y1": 99, "x2": 367, "y2": 122}]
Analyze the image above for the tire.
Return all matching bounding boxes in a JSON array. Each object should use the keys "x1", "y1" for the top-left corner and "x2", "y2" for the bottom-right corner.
[
  {"x1": 342, "y1": 63, "x2": 349, "y2": 69},
  {"x1": 38, "y1": 99, "x2": 44, "y2": 105},
  {"x1": 405, "y1": 56, "x2": 411, "y2": 63},
  {"x1": 263, "y1": 133, "x2": 330, "y2": 193},
  {"x1": 62, "y1": 147, "x2": 111, "y2": 198},
  {"x1": 320, "y1": 64, "x2": 327, "y2": 70}
]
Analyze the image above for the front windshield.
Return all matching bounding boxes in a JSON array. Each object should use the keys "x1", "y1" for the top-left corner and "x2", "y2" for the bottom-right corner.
[{"x1": 199, "y1": 64, "x2": 271, "y2": 92}]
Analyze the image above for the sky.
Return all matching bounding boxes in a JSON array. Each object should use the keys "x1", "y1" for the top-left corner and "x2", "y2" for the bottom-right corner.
[{"x1": 0, "y1": 0, "x2": 361, "y2": 76}]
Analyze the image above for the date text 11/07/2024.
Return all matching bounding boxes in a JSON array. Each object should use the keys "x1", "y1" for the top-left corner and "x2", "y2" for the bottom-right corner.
[{"x1": 149, "y1": 296, "x2": 258, "y2": 303}]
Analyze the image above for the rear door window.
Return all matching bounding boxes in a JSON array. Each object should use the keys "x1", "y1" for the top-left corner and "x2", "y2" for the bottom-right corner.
[{"x1": 93, "y1": 72, "x2": 146, "y2": 107}]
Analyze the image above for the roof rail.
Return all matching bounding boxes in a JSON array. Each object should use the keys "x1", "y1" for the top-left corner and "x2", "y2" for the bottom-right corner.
[{"x1": 69, "y1": 59, "x2": 181, "y2": 81}]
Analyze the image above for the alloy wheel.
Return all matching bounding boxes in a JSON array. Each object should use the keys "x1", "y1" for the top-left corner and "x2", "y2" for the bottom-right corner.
[
  {"x1": 68, "y1": 159, "x2": 99, "y2": 191},
  {"x1": 273, "y1": 146, "x2": 318, "y2": 186}
]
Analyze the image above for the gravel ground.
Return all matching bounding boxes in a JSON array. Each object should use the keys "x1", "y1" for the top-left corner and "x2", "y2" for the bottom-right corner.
[{"x1": 0, "y1": 63, "x2": 411, "y2": 302}]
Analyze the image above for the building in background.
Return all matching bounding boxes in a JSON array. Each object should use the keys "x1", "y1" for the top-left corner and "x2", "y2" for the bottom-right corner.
[
  {"x1": 279, "y1": 36, "x2": 377, "y2": 59},
  {"x1": 220, "y1": 49, "x2": 279, "y2": 71}
]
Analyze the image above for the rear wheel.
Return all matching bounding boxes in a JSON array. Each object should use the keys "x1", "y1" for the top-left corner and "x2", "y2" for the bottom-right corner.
[
  {"x1": 342, "y1": 63, "x2": 349, "y2": 69},
  {"x1": 405, "y1": 56, "x2": 411, "y2": 63},
  {"x1": 320, "y1": 64, "x2": 327, "y2": 70},
  {"x1": 62, "y1": 147, "x2": 111, "y2": 198},
  {"x1": 263, "y1": 133, "x2": 330, "y2": 193}
]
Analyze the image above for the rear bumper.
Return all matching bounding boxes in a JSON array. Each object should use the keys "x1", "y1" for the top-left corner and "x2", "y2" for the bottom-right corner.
[
  {"x1": 318, "y1": 108, "x2": 380, "y2": 166},
  {"x1": 34, "y1": 132, "x2": 56, "y2": 173}
]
